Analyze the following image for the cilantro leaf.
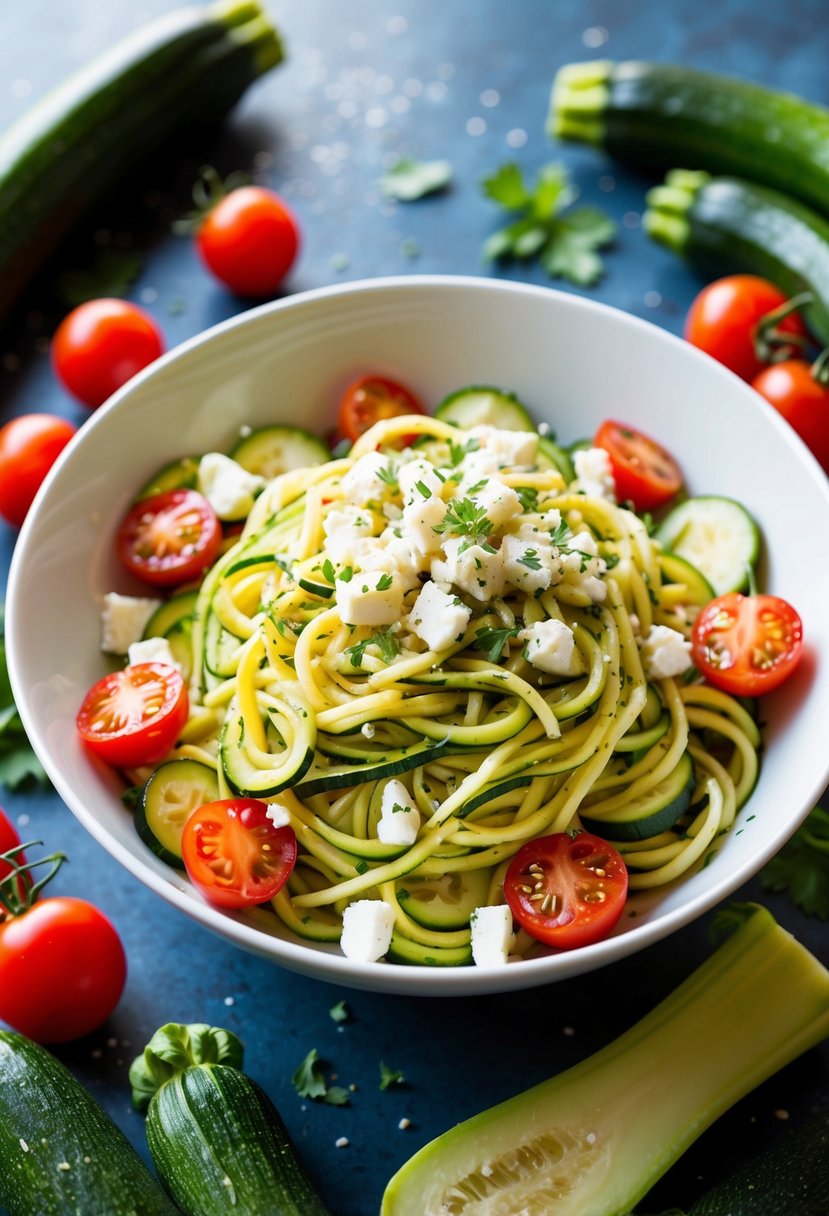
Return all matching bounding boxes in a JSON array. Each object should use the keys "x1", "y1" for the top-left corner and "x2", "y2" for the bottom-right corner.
[
  {"x1": 292, "y1": 1048, "x2": 350, "y2": 1104},
  {"x1": 0, "y1": 603, "x2": 49, "y2": 791},
  {"x1": 482, "y1": 163, "x2": 616, "y2": 287},
  {"x1": 760, "y1": 806, "x2": 829, "y2": 918},
  {"x1": 379, "y1": 1061, "x2": 405, "y2": 1091},
  {"x1": 379, "y1": 158, "x2": 453, "y2": 201},
  {"x1": 324, "y1": 1086, "x2": 350, "y2": 1106}
]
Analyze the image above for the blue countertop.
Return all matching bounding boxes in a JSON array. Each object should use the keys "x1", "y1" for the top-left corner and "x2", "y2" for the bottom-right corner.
[{"x1": 1, "y1": 2, "x2": 828, "y2": 1213}]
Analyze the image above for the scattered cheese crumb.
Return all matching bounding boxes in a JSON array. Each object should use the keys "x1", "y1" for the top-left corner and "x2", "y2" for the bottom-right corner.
[
  {"x1": 265, "y1": 802, "x2": 292, "y2": 829},
  {"x1": 639, "y1": 624, "x2": 693, "y2": 680},
  {"x1": 398, "y1": 1118, "x2": 411, "y2": 1130},
  {"x1": 335, "y1": 1136, "x2": 350, "y2": 1148},
  {"x1": 100, "y1": 592, "x2": 162, "y2": 655},
  {"x1": 19, "y1": 1139, "x2": 28, "y2": 1153},
  {"x1": 127, "y1": 635, "x2": 182, "y2": 673},
  {"x1": 223, "y1": 996, "x2": 235, "y2": 1007},
  {"x1": 340, "y1": 900, "x2": 395, "y2": 962},
  {"x1": 57, "y1": 1162, "x2": 71, "y2": 1171}
]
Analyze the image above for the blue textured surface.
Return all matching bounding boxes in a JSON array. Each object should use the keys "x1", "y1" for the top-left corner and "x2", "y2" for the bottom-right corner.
[{"x1": 1, "y1": 2, "x2": 828, "y2": 1213}]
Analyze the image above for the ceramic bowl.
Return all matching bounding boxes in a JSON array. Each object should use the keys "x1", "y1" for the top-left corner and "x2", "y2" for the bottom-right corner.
[{"x1": 8, "y1": 276, "x2": 829, "y2": 995}]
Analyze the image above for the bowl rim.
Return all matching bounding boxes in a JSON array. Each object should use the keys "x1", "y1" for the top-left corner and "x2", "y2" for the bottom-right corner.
[{"x1": 8, "y1": 273, "x2": 829, "y2": 996}]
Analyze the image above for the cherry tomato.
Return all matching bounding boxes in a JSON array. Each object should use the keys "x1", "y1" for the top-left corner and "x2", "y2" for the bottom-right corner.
[
  {"x1": 684, "y1": 275, "x2": 809, "y2": 381},
  {"x1": 593, "y1": 419, "x2": 683, "y2": 511},
  {"x1": 52, "y1": 298, "x2": 165, "y2": 409},
  {"x1": 503, "y1": 832, "x2": 628, "y2": 950},
  {"x1": 691, "y1": 593, "x2": 803, "y2": 697},
  {"x1": 0, "y1": 896, "x2": 126, "y2": 1042},
  {"x1": 751, "y1": 360, "x2": 829, "y2": 474},
  {"x1": 0, "y1": 808, "x2": 29, "y2": 910},
  {"x1": 181, "y1": 798, "x2": 297, "y2": 909},
  {"x1": 337, "y1": 375, "x2": 424, "y2": 443},
  {"x1": 117, "y1": 489, "x2": 222, "y2": 587},
  {"x1": 76, "y1": 662, "x2": 189, "y2": 768},
  {"x1": 196, "y1": 186, "x2": 300, "y2": 297},
  {"x1": 0, "y1": 414, "x2": 76, "y2": 527}
]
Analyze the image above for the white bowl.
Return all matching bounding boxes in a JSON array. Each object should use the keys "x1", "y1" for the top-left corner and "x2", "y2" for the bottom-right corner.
[{"x1": 8, "y1": 276, "x2": 829, "y2": 996}]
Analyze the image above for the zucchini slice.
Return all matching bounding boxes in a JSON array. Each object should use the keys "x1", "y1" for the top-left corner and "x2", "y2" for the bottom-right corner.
[
  {"x1": 657, "y1": 552, "x2": 715, "y2": 607},
  {"x1": 229, "y1": 425, "x2": 331, "y2": 479},
  {"x1": 537, "y1": 434, "x2": 576, "y2": 483},
  {"x1": 435, "y1": 386, "x2": 535, "y2": 431},
  {"x1": 136, "y1": 456, "x2": 201, "y2": 501},
  {"x1": 135, "y1": 758, "x2": 220, "y2": 867},
  {"x1": 579, "y1": 750, "x2": 695, "y2": 842},
  {"x1": 656, "y1": 496, "x2": 759, "y2": 596},
  {"x1": 142, "y1": 589, "x2": 199, "y2": 639},
  {"x1": 398, "y1": 868, "x2": 492, "y2": 931}
]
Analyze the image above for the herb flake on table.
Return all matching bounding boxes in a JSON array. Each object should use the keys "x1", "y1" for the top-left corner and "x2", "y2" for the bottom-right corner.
[
  {"x1": 760, "y1": 805, "x2": 829, "y2": 918},
  {"x1": 292, "y1": 1048, "x2": 350, "y2": 1105},
  {"x1": 379, "y1": 1062, "x2": 405, "y2": 1091},
  {"x1": 482, "y1": 162, "x2": 616, "y2": 286},
  {"x1": 379, "y1": 158, "x2": 453, "y2": 201},
  {"x1": 0, "y1": 603, "x2": 48, "y2": 790}
]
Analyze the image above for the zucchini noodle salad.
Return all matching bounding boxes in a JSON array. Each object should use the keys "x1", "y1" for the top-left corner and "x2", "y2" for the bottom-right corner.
[{"x1": 84, "y1": 383, "x2": 780, "y2": 970}]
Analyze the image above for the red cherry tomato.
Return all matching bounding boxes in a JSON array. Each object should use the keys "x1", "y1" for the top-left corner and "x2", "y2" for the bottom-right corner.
[
  {"x1": 0, "y1": 808, "x2": 29, "y2": 911},
  {"x1": 196, "y1": 186, "x2": 300, "y2": 297},
  {"x1": 593, "y1": 419, "x2": 683, "y2": 511},
  {"x1": 0, "y1": 414, "x2": 76, "y2": 527},
  {"x1": 691, "y1": 593, "x2": 803, "y2": 697},
  {"x1": 503, "y1": 832, "x2": 628, "y2": 950},
  {"x1": 337, "y1": 375, "x2": 424, "y2": 443},
  {"x1": 684, "y1": 275, "x2": 809, "y2": 382},
  {"x1": 117, "y1": 489, "x2": 222, "y2": 587},
  {"x1": 76, "y1": 662, "x2": 189, "y2": 768},
  {"x1": 181, "y1": 798, "x2": 297, "y2": 909},
  {"x1": 751, "y1": 360, "x2": 829, "y2": 474},
  {"x1": 0, "y1": 896, "x2": 126, "y2": 1042},
  {"x1": 52, "y1": 298, "x2": 165, "y2": 409}
]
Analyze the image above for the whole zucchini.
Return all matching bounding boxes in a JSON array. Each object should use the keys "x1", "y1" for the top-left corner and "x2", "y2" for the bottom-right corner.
[
  {"x1": 130, "y1": 1022, "x2": 333, "y2": 1216},
  {"x1": 0, "y1": 0, "x2": 283, "y2": 325},
  {"x1": 549, "y1": 60, "x2": 829, "y2": 220},
  {"x1": 0, "y1": 1030, "x2": 179, "y2": 1216},
  {"x1": 643, "y1": 169, "x2": 829, "y2": 345}
]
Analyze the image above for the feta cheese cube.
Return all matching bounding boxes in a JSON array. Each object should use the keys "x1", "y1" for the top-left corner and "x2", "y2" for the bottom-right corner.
[
  {"x1": 361, "y1": 532, "x2": 424, "y2": 591},
  {"x1": 468, "y1": 425, "x2": 539, "y2": 467},
  {"x1": 397, "y1": 457, "x2": 445, "y2": 504},
  {"x1": 521, "y1": 619, "x2": 582, "y2": 677},
  {"x1": 501, "y1": 533, "x2": 555, "y2": 593},
  {"x1": 401, "y1": 494, "x2": 446, "y2": 556},
  {"x1": 127, "y1": 636, "x2": 182, "y2": 672},
  {"x1": 409, "y1": 581, "x2": 471, "y2": 651},
  {"x1": 432, "y1": 536, "x2": 506, "y2": 602},
  {"x1": 265, "y1": 802, "x2": 292, "y2": 829},
  {"x1": 340, "y1": 899, "x2": 395, "y2": 962},
  {"x1": 470, "y1": 904, "x2": 516, "y2": 967},
  {"x1": 467, "y1": 477, "x2": 522, "y2": 528},
  {"x1": 323, "y1": 506, "x2": 376, "y2": 565},
  {"x1": 456, "y1": 448, "x2": 503, "y2": 488},
  {"x1": 341, "y1": 451, "x2": 394, "y2": 505},
  {"x1": 377, "y1": 778, "x2": 421, "y2": 846},
  {"x1": 640, "y1": 625, "x2": 693, "y2": 679},
  {"x1": 573, "y1": 446, "x2": 616, "y2": 500},
  {"x1": 101, "y1": 592, "x2": 162, "y2": 655},
  {"x1": 198, "y1": 452, "x2": 265, "y2": 520},
  {"x1": 336, "y1": 571, "x2": 403, "y2": 626}
]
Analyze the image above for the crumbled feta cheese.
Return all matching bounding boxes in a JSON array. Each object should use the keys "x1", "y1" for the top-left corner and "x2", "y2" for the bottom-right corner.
[
  {"x1": 468, "y1": 425, "x2": 539, "y2": 467},
  {"x1": 335, "y1": 571, "x2": 403, "y2": 627},
  {"x1": 127, "y1": 636, "x2": 182, "y2": 672},
  {"x1": 456, "y1": 448, "x2": 503, "y2": 488},
  {"x1": 265, "y1": 802, "x2": 292, "y2": 829},
  {"x1": 401, "y1": 494, "x2": 446, "y2": 555},
  {"x1": 520, "y1": 619, "x2": 582, "y2": 677},
  {"x1": 323, "y1": 506, "x2": 376, "y2": 564},
  {"x1": 198, "y1": 452, "x2": 265, "y2": 520},
  {"x1": 470, "y1": 905, "x2": 516, "y2": 967},
  {"x1": 409, "y1": 581, "x2": 471, "y2": 651},
  {"x1": 573, "y1": 447, "x2": 616, "y2": 500},
  {"x1": 640, "y1": 625, "x2": 693, "y2": 679},
  {"x1": 360, "y1": 533, "x2": 423, "y2": 591},
  {"x1": 397, "y1": 457, "x2": 444, "y2": 503},
  {"x1": 501, "y1": 534, "x2": 555, "y2": 593},
  {"x1": 377, "y1": 778, "x2": 420, "y2": 846},
  {"x1": 467, "y1": 477, "x2": 522, "y2": 528},
  {"x1": 559, "y1": 530, "x2": 608, "y2": 603},
  {"x1": 432, "y1": 536, "x2": 506, "y2": 602},
  {"x1": 100, "y1": 592, "x2": 162, "y2": 655},
  {"x1": 340, "y1": 900, "x2": 395, "y2": 962},
  {"x1": 341, "y1": 451, "x2": 393, "y2": 504}
]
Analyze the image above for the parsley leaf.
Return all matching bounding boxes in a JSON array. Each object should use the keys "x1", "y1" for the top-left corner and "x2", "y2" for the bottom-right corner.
[
  {"x1": 292, "y1": 1048, "x2": 351, "y2": 1104},
  {"x1": 0, "y1": 603, "x2": 49, "y2": 791},
  {"x1": 379, "y1": 1061, "x2": 405, "y2": 1090},
  {"x1": 519, "y1": 549, "x2": 542, "y2": 571},
  {"x1": 482, "y1": 162, "x2": 616, "y2": 287},
  {"x1": 375, "y1": 573, "x2": 394, "y2": 592},
  {"x1": 433, "y1": 497, "x2": 492, "y2": 549},
  {"x1": 329, "y1": 1000, "x2": 350, "y2": 1023},
  {"x1": 379, "y1": 158, "x2": 453, "y2": 201},
  {"x1": 474, "y1": 626, "x2": 521, "y2": 664},
  {"x1": 760, "y1": 806, "x2": 829, "y2": 918},
  {"x1": 346, "y1": 627, "x2": 400, "y2": 668},
  {"x1": 516, "y1": 486, "x2": 539, "y2": 513}
]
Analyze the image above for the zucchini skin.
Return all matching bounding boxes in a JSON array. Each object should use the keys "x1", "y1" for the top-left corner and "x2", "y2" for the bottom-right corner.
[
  {"x1": 0, "y1": 0, "x2": 283, "y2": 325},
  {"x1": 146, "y1": 1063, "x2": 333, "y2": 1216},
  {"x1": 644, "y1": 171, "x2": 829, "y2": 345},
  {"x1": 551, "y1": 60, "x2": 829, "y2": 219},
  {"x1": 0, "y1": 1031, "x2": 179, "y2": 1216}
]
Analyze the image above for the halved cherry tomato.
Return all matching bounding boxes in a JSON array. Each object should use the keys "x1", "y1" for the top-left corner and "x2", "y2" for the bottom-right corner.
[
  {"x1": 181, "y1": 798, "x2": 297, "y2": 909},
  {"x1": 751, "y1": 359, "x2": 829, "y2": 474},
  {"x1": 337, "y1": 375, "x2": 424, "y2": 443},
  {"x1": 691, "y1": 593, "x2": 803, "y2": 697},
  {"x1": 117, "y1": 488, "x2": 222, "y2": 587},
  {"x1": 594, "y1": 419, "x2": 683, "y2": 511},
  {"x1": 52, "y1": 298, "x2": 165, "y2": 409},
  {"x1": 0, "y1": 413, "x2": 76, "y2": 527},
  {"x1": 503, "y1": 831, "x2": 628, "y2": 950},
  {"x1": 76, "y1": 662, "x2": 188, "y2": 767},
  {"x1": 197, "y1": 186, "x2": 300, "y2": 297},
  {"x1": 684, "y1": 275, "x2": 809, "y2": 382}
]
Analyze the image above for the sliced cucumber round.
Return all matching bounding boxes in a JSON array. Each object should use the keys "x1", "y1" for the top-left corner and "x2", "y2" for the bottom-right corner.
[
  {"x1": 435, "y1": 386, "x2": 535, "y2": 431},
  {"x1": 136, "y1": 455, "x2": 201, "y2": 501},
  {"x1": 656, "y1": 496, "x2": 760, "y2": 595},
  {"x1": 579, "y1": 751, "x2": 695, "y2": 842},
  {"x1": 229, "y1": 426, "x2": 330, "y2": 479},
  {"x1": 135, "y1": 759, "x2": 220, "y2": 867}
]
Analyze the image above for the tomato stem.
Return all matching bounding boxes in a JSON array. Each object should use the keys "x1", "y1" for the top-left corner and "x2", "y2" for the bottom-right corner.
[
  {"x1": 0, "y1": 843, "x2": 66, "y2": 916},
  {"x1": 754, "y1": 291, "x2": 813, "y2": 364},
  {"x1": 172, "y1": 164, "x2": 252, "y2": 235},
  {"x1": 810, "y1": 345, "x2": 829, "y2": 387}
]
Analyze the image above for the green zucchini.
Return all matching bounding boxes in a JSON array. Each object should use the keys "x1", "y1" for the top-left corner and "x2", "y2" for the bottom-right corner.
[
  {"x1": 0, "y1": 0, "x2": 283, "y2": 324},
  {"x1": 136, "y1": 456, "x2": 202, "y2": 502},
  {"x1": 229, "y1": 426, "x2": 331, "y2": 479},
  {"x1": 0, "y1": 1030, "x2": 179, "y2": 1216},
  {"x1": 579, "y1": 749, "x2": 694, "y2": 841},
  {"x1": 549, "y1": 60, "x2": 829, "y2": 221},
  {"x1": 643, "y1": 170, "x2": 829, "y2": 344},
  {"x1": 434, "y1": 386, "x2": 535, "y2": 431},
  {"x1": 130, "y1": 1023, "x2": 332, "y2": 1216},
  {"x1": 382, "y1": 905, "x2": 829, "y2": 1216},
  {"x1": 143, "y1": 590, "x2": 200, "y2": 640},
  {"x1": 135, "y1": 758, "x2": 220, "y2": 866},
  {"x1": 656, "y1": 495, "x2": 759, "y2": 596}
]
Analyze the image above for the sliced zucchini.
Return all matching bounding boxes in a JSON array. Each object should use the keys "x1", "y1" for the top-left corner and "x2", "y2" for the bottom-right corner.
[
  {"x1": 142, "y1": 590, "x2": 199, "y2": 639},
  {"x1": 656, "y1": 496, "x2": 760, "y2": 595},
  {"x1": 296, "y1": 739, "x2": 456, "y2": 797},
  {"x1": 657, "y1": 552, "x2": 715, "y2": 607},
  {"x1": 579, "y1": 750, "x2": 695, "y2": 842},
  {"x1": 165, "y1": 618, "x2": 194, "y2": 683},
  {"x1": 229, "y1": 426, "x2": 331, "y2": 479},
  {"x1": 135, "y1": 759, "x2": 220, "y2": 867},
  {"x1": 435, "y1": 386, "x2": 535, "y2": 431},
  {"x1": 386, "y1": 931, "x2": 472, "y2": 968},
  {"x1": 220, "y1": 697, "x2": 316, "y2": 797},
  {"x1": 398, "y1": 869, "x2": 492, "y2": 931},
  {"x1": 203, "y1": 611, "x2": 243, "y2": 678},
  {"x1": 537, "y1": 434, "x2": 576, "y2": 483},
  {"x1": 136, "y1": 455, "x2": 201, "y2": 501}
]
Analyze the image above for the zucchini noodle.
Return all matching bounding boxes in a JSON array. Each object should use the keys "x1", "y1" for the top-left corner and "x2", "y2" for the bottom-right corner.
[{"x1": 157, "y1": 410, "x2": 763, "y2": 966}]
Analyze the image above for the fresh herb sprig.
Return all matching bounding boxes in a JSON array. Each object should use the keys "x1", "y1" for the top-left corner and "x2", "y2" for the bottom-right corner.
[
  {"x1": 760, "y1": 805, "x2": 829, "y2": 918},
  {"x1": 433, "y1": 497, "x2": 494, "y2": 551},
  {"x1": 346, "y1": 627, "x2": 401, "y2": 669},
  {"x1": 292, "y1": 1049, "x2": 349, "y2": 1105},
  {"x1": 0, "y1": 603, "x2": 48, "y2": 790},
  {"x1": 473, "y1": 626, "x2": 521, "y2": 664}
]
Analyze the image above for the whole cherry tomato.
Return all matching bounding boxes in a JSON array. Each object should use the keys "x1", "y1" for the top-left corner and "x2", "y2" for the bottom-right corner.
[
  {"x1": 685, "y1": 275, "x2": 809, "y2": 381},
  {"x1": 751, "y1": 359, "x2": 829, "y2": 474},
  {"x1": 196, "y1": 186, "x2": 300, "y2": 297},
  {"x1": 0, "y1": 414, "x2": 76, "y2": 527},
  {"x1": 52, "y1": 298, "x2": 165, "y2": 409}
]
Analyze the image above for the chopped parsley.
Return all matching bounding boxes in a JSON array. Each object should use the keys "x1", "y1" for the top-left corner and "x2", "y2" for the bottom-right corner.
[
  {"x1": 346, "y1": 627, "x2": 400, "y2": 668},
  {"x1": 292, "y1": 1049, "x2": 350, "y2": 1105},
  {"x1": 379, "y1": 157, "x2": 453, "y2": 201},
  {"x1": 375, "y1": 572, "x2": 394, "y2": 591},
  {"x1": 433, "y1": 497, "x2": 493, "y2": 550},
  {"x1": 415, "y1": 479, "x2": 432, "y2": 499},
  {"x1": 473, "y1": 625, "x2": 521, "y2": 663},
  {"x1": 379, "y1": 1062, "x2": 405, "y2": 1090},
  {"x1": 516, "y1": 486, "x2": 539, "y2": 513},
  {"x1": 322, "y1": 558, "x2": 336, "y2": 583},
  {"x1": 760, "y1": 806, "x2": 829, "y2": 918},
  {"x1": 377, "y1": 463, "x2": 399, "y2": 490},
  {"x1": 519, "y1": 549, "x2": 543, "y2": 571},
  {"x1": 338, "y1": 566, "x2": 354, "y2": 583},
  {"x1": 447, "y1": 437, "x2": 480, "y2": 466},
  {"x1": 329, "y1": 1000, "x2": 350, "y2": 1023}
]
